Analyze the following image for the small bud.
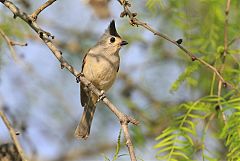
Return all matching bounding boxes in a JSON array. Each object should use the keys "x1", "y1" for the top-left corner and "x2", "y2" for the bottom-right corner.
[
  {"x1": 0, "y1": 0, "x2": 6, "y2": 3},
  {"x1": 61, "y1": 63, "x2": 64, "y2": 69},
  {"x1": 132, "y1": 13, "x2": 137, "y2": 17},
  {"x1": 39, "y1": 32, "x2": 43, "y2": 38},
  {"x1": 27, "y1": 19, "x2": 32, "y2": 24},
  {"x1": 176, "y1": 39, "x2": 183, "y2": 44},
  {"x1": 15, "y1": 131, "x2": 20, "y2": 135},
  {"x1": 191, "y1": 56, "x2": 197, "y2": 61}
]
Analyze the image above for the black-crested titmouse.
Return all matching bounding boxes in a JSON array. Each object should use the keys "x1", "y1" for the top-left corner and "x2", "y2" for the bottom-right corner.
[{"x1": 75, "y1": 20, "x2": 128, "y2": 139}]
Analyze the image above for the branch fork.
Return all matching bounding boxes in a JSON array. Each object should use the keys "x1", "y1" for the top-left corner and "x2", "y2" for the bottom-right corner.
[{"x1": 29, "y1": 0, "x2": 56, "y2": 22}]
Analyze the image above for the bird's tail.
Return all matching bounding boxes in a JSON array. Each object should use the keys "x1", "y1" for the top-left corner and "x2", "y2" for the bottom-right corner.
[{"x1": 74, "y1": 102, "x2": 96, "y2": 139}]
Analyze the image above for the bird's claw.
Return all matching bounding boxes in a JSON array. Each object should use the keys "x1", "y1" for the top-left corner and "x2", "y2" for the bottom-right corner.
[
  {"x1": 98, "y1": 90, "x2": 106, "y2": 102},
  {"x1": 76, "y1": 72, "x2": 84, "y2": 83}
]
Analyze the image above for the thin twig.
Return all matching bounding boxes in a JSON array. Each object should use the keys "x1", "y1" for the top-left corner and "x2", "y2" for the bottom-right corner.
[
  {"x1": 0, "y1": 110, "x2": 27, "y2": 161},
  {"x1": 0, "y1": 1, "x2": 139, "y2": 160},
  {"x1": 0, "y1": 28, "x2": 19, "y2": 62},
  {"x1": 117, "y1": 0, "x2": 233, "y2": 89},
  {"x1": 217, "y1": 0, "x2": 231, "y2": 125},
  {"x1": 30, "y1": 0, "x2": 56, "y2": 21},
  {"x1": 10, "y1": 40, "x2": 28, "y2": 46},
  {"x1": 0, "y1": 27, "x2": 28, "y2": 69}
]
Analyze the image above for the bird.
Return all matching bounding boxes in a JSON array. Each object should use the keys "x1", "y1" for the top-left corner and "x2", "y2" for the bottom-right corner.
[{"x1": 74, "y1": 20, "x2": 128, "y2": 139}]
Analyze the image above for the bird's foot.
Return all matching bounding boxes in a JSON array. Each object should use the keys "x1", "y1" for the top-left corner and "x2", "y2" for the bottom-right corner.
[
  {"x1": 76, "y1": 72, "x2": 84, "y2": 83},
  {"x1": 98, "y1": 90, "x2": 106, "y2": 102}
]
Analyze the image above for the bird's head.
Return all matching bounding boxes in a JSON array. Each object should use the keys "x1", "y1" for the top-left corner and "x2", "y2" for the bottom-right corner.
[{"x1": 97, "y1": 20, "x2": 128, "y2": 54}]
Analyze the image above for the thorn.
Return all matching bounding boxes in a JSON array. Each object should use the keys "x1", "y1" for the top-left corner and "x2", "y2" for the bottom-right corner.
[
  {"x1": 59, "y1": 51, "x2": 62, "y2": 55},
  {"x1": 0, "y1": 0, "x2": 6, "y2": 3},
  {"x1": 13, "y1": 14, "x2": 17, "y2": 19},
  {"x1": 176, "y1": 38, "x2": 183, "y2": 44},
  {"x1": 51, "y1": 35, "x2": 55, "y2": 39}
]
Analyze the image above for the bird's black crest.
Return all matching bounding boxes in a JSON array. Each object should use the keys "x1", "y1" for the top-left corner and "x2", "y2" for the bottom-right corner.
[{"x1": 108, "y1": 20, "x2": 120, "y2": 38}]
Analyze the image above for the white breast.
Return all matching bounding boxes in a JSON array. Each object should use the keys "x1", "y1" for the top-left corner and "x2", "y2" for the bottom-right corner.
[{"x1": 83, "y1": 53, "x2": 120, "y2": 91}]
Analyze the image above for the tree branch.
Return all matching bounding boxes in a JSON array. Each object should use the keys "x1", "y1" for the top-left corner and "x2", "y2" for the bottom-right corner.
[
  {"x1": 1, "y1": 1, "x2": 139, "y2": 160},
  {"x1": 0, "y1": 110, "x2": 27, "y2": 161},
  {"x1": 30, "y1": 0, "x2": 56, "y2": 21},
  {"x1": 117, "y1": 0, "x2": 233, "y2": 89}
]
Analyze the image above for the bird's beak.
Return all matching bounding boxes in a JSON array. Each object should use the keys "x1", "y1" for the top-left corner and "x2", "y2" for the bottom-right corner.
[{"x1": 120, "y1": 40, "x2": 128, "y2": 46}]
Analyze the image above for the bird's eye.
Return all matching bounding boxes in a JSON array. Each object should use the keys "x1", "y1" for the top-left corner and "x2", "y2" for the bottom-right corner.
[{"x1": 110, "y1": 37, "x2": 115, "y2": 43}]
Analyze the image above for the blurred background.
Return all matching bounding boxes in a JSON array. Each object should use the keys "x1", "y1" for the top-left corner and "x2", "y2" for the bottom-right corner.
[{"x1": 0, "y1": 0, "x2": 240, "y2": 161}]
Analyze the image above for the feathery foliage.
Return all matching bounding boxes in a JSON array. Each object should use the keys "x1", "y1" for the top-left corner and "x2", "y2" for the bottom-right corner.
[
  {"x1": 220, "y1": 97, "x2": 240, "y2": 161},
  {"x1": 154, "y1": 96, "x2": 217, "y2": 160},
  {"x1": 144, "y1": 0, "x2": 240, "y2": 160}
]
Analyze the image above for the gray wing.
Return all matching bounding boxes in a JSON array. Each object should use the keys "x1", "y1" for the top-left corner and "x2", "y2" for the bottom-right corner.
[
  {"x1": 80, "y1": 52, "x2": 89, "y2": 107},
  {"x1": 80, "y1": 83, "x2": 88, "y2": 107}
]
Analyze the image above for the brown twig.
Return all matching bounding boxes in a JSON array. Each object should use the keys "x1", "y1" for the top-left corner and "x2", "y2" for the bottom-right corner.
[
  {"x1": 117, "y1": 0, "x2": 232, "y2": 89},
  {"x1": 0, "y1": 27, "x2": 28, "y2": 69},
  {"x1": 0, "y1": 28, "x2": 19, "y2": 61},
  {"x1": 30, "y1": 0, "x2": 56, "y2": 21},
  {"x1": 0, "y1": 110, "x2": 27, "y2": 161},
  {"x1": 10, "y1": 40, "x2": 28, "y2": 46},
  {"x1": 217, "y1": 0, "x2": 231, "y2": 125},
  {"x1": 1, "y1": 1, "x2": 139, "y2": 160}
]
